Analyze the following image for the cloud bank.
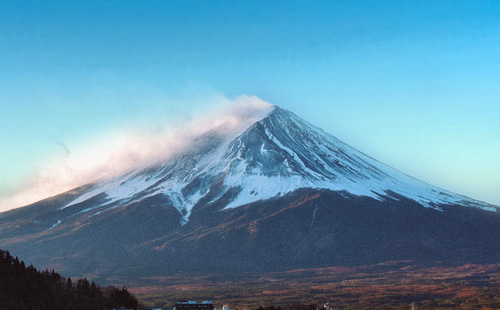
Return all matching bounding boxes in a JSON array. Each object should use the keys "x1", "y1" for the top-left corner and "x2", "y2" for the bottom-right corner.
[{"x1": 0, "y1": 94, "x2": 272, "y2": 212}]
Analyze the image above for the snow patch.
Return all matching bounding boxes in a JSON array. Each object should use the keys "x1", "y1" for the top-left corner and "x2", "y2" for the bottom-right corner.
[
  {"x1": 310, "y1": 205, "x2": 318, "y2": 229},
  {"x1": 49, "y1": 220, "x2": 62, "y2": 230}
]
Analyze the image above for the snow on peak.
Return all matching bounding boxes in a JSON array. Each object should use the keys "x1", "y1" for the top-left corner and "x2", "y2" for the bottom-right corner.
[{"x1": 61, "y1": 105, "x2": 497, "y2": 223}]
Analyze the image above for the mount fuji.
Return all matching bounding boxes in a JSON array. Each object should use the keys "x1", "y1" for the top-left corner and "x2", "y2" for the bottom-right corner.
[
  {"x1": 0, "y1": 105, "x2": 499, "y2": 284},
  {"x1": 55, "y1": 106, "x2": 496, "y2": 221}
]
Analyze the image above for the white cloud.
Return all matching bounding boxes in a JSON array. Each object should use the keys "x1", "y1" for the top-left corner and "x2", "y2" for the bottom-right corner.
[{"x1": 0, "y1": 94, "x2": 272, "y2": 212}]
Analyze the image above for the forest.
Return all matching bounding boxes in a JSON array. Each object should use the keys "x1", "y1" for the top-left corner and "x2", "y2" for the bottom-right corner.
[{"x1": 0, "y1": 248, "x2": 138, "y2": 310}]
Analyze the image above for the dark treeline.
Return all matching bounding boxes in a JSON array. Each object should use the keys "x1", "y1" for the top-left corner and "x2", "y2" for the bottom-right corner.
[{"x1": 0, "y1": 249, "x2": 138, "y2": 310}]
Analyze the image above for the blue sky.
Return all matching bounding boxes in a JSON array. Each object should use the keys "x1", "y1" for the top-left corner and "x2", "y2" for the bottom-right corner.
[{"x1": 1, "y1": 0, "x2": 499, "y2": 208}]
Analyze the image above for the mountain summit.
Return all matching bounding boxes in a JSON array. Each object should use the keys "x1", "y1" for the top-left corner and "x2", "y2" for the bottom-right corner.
[
  {"x1": 61, "y1": 105, "x2": 495, "y2": 224},
  {"x1": 0, "y1": 105, "x2": 499, "y2": 283}
]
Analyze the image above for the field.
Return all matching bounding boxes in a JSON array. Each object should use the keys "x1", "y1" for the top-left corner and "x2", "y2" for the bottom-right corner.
[{"x1": 127, "y1": 261, "x2": 500, "y2": 309}]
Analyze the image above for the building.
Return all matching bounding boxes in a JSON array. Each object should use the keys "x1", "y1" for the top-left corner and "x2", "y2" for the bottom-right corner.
[{"x1": 174, "y1": 300, "x2": 215, "y2": 310}]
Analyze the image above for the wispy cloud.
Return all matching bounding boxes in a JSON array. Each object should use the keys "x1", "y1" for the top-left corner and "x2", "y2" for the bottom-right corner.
[{"x1": 0, "y1": 94, "x2": 272, "y2": 212}]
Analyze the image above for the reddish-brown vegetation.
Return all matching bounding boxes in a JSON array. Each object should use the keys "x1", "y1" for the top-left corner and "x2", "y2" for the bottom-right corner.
[{"x1": 128, "y1": 262, "x2": 500, "y2": 309}]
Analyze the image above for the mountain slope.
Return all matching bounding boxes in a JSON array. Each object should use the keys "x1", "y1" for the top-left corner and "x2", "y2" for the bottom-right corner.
[
  {"x1": 57, "y1": 106, "x2": 496, "y2": 223},
  {"x1": 0, "y1": 105, "x2": 498, "y2": 283}
]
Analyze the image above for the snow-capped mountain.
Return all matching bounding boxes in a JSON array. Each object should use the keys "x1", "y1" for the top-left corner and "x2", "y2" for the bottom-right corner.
[
  {"x1": 61, "y1": 106, "x2": 495, "y2": 224},
  {"x1": 0, "y1": 105, "x2": 499, "y2": 284}
]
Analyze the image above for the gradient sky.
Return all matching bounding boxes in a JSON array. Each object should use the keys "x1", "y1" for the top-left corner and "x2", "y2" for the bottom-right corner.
[{"x1": 1, "y1": 0, "x2": 499, "y2": 209}]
